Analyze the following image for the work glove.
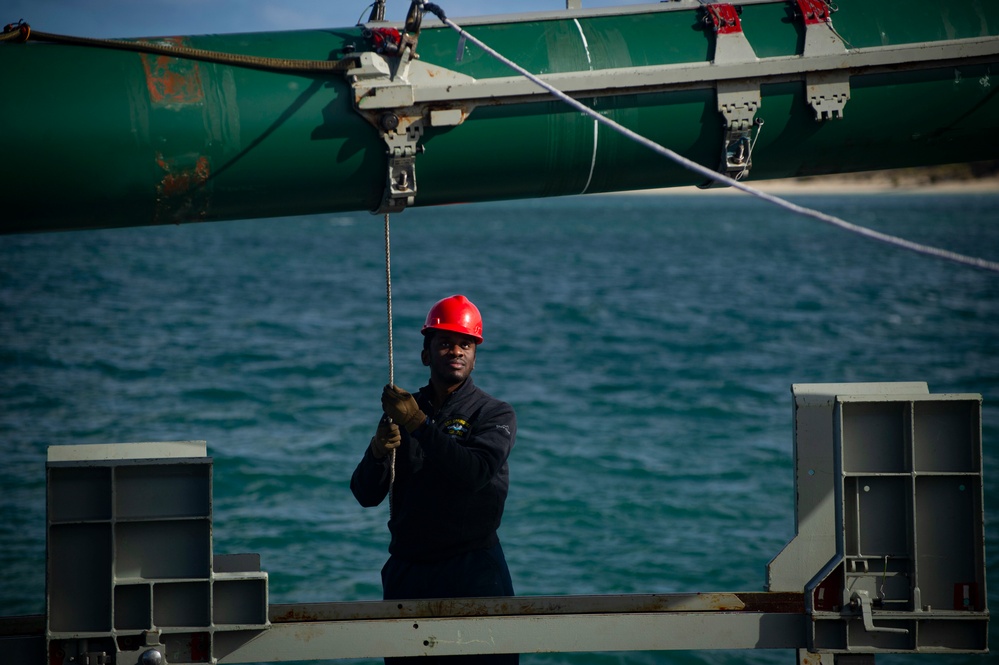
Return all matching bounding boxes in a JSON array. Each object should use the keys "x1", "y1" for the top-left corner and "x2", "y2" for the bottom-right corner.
[
  {"x1": 381, "y1": 384, "x2": 427, "y2": 433},
  {"x1": 370, "y1": 418, "x2": 402, "y2": 460}
]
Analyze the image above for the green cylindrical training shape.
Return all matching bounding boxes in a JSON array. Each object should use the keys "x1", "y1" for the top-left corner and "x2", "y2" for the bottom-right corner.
[{"x1": 1, "y1": 0, "x2": 998, "y2": 233}]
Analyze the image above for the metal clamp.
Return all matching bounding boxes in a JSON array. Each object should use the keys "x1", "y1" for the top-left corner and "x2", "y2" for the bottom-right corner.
[
  {"x1": 700, "y1": 81, "x2": 762, "y2": 187},
  {"x1": 377, "y1": 113, "x2": 425, "y2": 213}
]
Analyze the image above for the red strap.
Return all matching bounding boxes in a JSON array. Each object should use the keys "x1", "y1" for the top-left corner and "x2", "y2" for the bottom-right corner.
[
  {"x1": 368, "y1": 27, "x2": 402, "y2": 52},
  {"x1": 705, "y1": 4, "x2": 743, "y2": 35},
  {"x1": 796, "y1": 0, "x2": 833, "y2": 25}
]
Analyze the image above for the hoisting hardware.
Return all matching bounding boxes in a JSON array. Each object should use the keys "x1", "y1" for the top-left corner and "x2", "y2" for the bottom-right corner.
[
  {"x1": 700, "y1": 80, "x2": 763, "y2": 187},
  {"x1": 355, "y1": 0, "x2": 424, "y2": 213},
  {"x1": 351, "y1": 2, "x2": 475, "y2": 213},
  {"x1": 380, "y1": 114, "x2": 424, "y2": 213},
  {"x1": 349, "y1": 49, "x2": 473, "y2": 213},
  {"x1": 350, "y1": 0, "x2": 474, "y2": 213}
]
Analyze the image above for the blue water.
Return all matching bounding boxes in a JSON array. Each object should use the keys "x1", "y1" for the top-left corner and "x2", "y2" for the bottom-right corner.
[{"x1": 2, "y1": 192, "x2": 997, "y2": 665}]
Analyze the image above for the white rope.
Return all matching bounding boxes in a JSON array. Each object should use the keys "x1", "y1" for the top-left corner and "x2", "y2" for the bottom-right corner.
[
  {"x1": 384, "y1": 212, "x2": 395, "y2": 387},
  {"x1": 426, "y1": 5, "x2": 999, "y2": 275},
  {"x1": 384, "y1": 212, "x2": 397, "y2": 513}
]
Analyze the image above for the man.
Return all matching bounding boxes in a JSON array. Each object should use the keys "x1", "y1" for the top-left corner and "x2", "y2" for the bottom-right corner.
[{"x1": 351, "y1": 294, "x2": 518, "y2": 665}]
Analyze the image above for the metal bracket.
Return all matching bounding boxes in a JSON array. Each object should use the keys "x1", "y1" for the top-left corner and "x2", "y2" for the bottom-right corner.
[
  {"x1": 352, "y1": 51, "x2": 416, "y2": 109},
  {"x1": 850, "y1": 591, "x2": 910, "y2": 636},
  {"x1": 806, "y1": 70, "x2": 850, "y2": 120},
  {"x1": 700, "y1": 80, "x2": 762, "y2": 187},
  {"x1": 704, "y1": 4, "x2": 758, "y2": 65},
  {"x1": 378, "y1": 114, "x2": 424, "y2": 213},
  {"x1": 350, "y1": 50, "x2": 475, "y2": 213},
  {"x1": 795, "y1": 0, "x2": 850, "y2": 120},
  {"x1": 796, "y1": 0, "x2": 848, "y2": 58},
  {"x1": 698, "y1": 4, "x2": 763, "y2": 187}
]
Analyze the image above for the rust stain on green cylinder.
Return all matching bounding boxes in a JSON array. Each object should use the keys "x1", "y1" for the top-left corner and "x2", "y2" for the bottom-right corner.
[
  {"x1": 139, "y1": 37, "x2": 205, "y2": 107},
  {"x1": 140, "y1": 36, "x2": 213, "y2": 223},
  {"x1": 154, "y1": 152, "x2": 212, "y2": 223}
]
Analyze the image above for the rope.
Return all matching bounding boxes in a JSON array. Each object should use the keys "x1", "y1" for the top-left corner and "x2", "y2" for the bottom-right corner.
[
  {"x1": 385, "y1": 213, "x2": 395, "y2": 388},
  {"x1": 1, "y1": 21, "x2": 29, "y2": 42},
  {"x1": 422, "y1": 3, "x2": 999, "y2": 275},
  {"x1": 384, "y1": 213, "x2": 397, "y2": 514},
  {"x1": 3, "y1": 23, "x2": 357, "y2": 75}
]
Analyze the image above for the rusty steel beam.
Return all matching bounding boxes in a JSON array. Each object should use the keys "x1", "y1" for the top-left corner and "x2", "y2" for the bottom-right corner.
[
  {"x1": 0, "y1": 592, "x2": 807, "y2": 637},
  {"x1": 269, "y1": 591, "x2": 805, "y2": 623}
]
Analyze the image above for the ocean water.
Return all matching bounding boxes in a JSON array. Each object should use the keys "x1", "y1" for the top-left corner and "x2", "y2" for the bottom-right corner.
[{"x1": 1, "y1": 192, "x2": 997, "y2": 665}]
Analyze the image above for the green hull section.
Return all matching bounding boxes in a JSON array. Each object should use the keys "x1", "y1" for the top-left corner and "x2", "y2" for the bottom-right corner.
[{"x1": 1, "y1": 0, "x2": 998, "y2": 233}]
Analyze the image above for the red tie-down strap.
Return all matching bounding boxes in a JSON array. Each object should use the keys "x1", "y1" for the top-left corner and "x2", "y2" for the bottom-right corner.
[
  {"x1": 366, "y1": 27, "x2": 403, "y2": 54},
  {"x1": 796, "y1": 0, "x2": 835, "y2": 25},
  {"x1": 704, "y1": 4, "x2": 743, "y2": 35}
]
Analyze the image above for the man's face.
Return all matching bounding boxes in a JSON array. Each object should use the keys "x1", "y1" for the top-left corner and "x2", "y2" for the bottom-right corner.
[{"x1": 424, "y1": 331, "x2": 477, "y2": 387}]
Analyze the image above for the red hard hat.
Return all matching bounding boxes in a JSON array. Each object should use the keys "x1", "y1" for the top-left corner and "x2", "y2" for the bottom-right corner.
[{"x1": 422, "y1": 295, "x2": 484, "y2": 344}]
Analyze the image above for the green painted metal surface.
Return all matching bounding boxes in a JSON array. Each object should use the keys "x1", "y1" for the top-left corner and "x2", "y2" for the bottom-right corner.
[{"x1": 1, "y1": 0, "x2": 998, "y2": 233}]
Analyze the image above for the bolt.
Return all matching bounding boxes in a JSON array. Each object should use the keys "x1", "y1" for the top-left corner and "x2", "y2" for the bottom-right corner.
[
  {"x1": 137, "y1": 648, "x2": 165, "y2": 665},
  {"x1": 380, "y1": 113, "x2": 400, "y2": 132}
]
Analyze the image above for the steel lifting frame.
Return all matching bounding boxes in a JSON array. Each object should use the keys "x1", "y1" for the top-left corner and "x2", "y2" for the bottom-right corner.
[{"x1": 348, "y1": 1, "x2": 998, "y2": 201}]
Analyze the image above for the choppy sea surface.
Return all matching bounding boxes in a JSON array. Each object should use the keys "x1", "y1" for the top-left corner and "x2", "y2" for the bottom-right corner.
[{"x1": 2, "y1": 192, "x2": 997, "y2": 665}]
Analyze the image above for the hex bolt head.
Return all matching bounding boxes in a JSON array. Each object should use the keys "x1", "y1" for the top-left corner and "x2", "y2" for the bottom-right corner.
[{"x1": 380, "y1": 113, "x2": 400, "y2": 132}]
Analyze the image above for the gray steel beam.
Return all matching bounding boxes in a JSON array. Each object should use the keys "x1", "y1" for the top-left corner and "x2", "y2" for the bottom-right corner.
[
  {"x1": 220, "y1": 612, "x2": 806, "y2": 662},
  {"x1": 0, "y1": 594, "x2": 808, "y2": 663},
  {"x1": 215, "y1": 593, "x2": 805, "y2": 663},
  {"x1": 356, "y1": 36, "x2": 999, "y2": 110}
]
